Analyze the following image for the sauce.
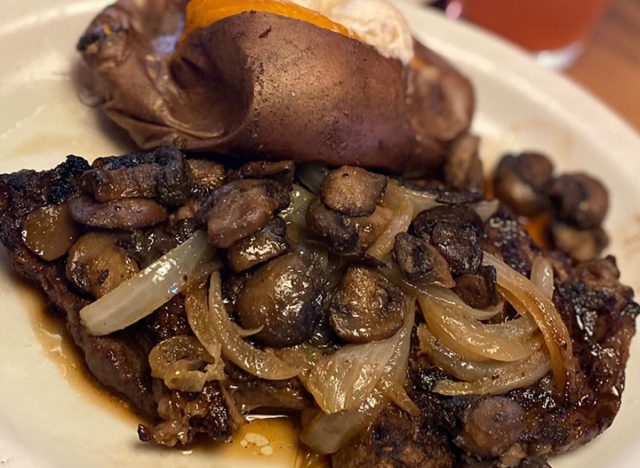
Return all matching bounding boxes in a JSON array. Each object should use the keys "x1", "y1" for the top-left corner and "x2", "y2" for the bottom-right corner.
[{"x1": 23, "y1": 276, "x2": 327, "y2": 465}]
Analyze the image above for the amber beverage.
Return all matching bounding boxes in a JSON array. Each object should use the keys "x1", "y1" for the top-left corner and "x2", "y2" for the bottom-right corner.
[{"x1": 455, "y1": 0, "x2": 612, "y2": 66}]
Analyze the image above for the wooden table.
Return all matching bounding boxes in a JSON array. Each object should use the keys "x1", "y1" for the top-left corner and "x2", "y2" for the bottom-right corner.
[{"x1": 565, "y1": 0, "x2": 640, "y2": 132}]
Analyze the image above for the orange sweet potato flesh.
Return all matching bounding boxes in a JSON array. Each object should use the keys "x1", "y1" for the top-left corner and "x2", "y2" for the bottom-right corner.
[{"x1": 77, "y1": 0, "x2": 474, "y2": 175}]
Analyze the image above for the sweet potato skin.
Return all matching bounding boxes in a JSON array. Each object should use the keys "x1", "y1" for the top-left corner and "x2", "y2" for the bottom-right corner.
[{"x1": 78, "y1": 1, "x2": 474, "y2": 174}]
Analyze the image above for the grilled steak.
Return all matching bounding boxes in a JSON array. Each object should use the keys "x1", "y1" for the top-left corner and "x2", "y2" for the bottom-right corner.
[
  {"x1": 1, "y1": 147, "x2": 637, "y2": 466},
  {"x1": 333, "y1": 211, "x2": 639, "y2": 467}
]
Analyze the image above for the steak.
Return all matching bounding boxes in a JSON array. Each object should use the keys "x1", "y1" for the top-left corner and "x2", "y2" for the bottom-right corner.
[
  {"x1": 333, "y1": 210, "x2": 639, "y2": 467},
  {"x1": 1, "y1": 150, "x2": 637, "y2": 465},
  {"x1": 0, "y1": 154, "x2": 231, "y2": 442}
]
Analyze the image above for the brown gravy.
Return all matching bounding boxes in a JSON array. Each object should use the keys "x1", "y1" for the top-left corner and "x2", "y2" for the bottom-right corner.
[{"x1": 21, "y1": 274, "x2": 326, "y2": 466}]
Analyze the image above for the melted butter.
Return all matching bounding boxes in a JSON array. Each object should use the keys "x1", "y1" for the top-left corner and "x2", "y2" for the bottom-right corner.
[
  {"x1": 21, "y1": 273, "x2": 327, "y2": 465},
  {"x1": 183, "y1": 0, "x2": 356, "y2": 40}
]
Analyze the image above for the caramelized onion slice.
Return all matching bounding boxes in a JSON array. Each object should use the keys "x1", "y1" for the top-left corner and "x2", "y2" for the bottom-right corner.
[
  {"x1": 422, "y1": 286, "x2": 504, "y2": 321},
  {"x1": 367, "y1": 197, "x2": 413, "y2": 260},
  {"x1": 433, "y1": 349, "x2": 551, "y2": 396},
  {"x1": 300, "y1": 302, "x2": 416, "y2": 453},
  {"x1": 279, "y1": 184, "x2": 315, "y2": 227},
  {"x1": 385, "y1": 181, "x2": 440, "y2": 213},
  {"x1": 531, "y1": 256, "x2": 554, "y2": 299},
  {"x1": 483, "y1": 252, "x2": 576, "y2": 395},
  {"x1": 417, "y1": 325, "x2": 544, "y2": 383},
  {"x1": 149, "y1": 335, "x2": 224, "y2": 392},
  {"x1": 305, "y1": 300, "x2": 414, "y2": 414},
  {"x1": 205, "y1": 271, "x2": 300, "y2": 380},
  {"x1": 418, "y1": 295, "x2": 542, "y2": 363},
  {"x1": 80, "y1": 231, "x2": 216, "y2": 336}
]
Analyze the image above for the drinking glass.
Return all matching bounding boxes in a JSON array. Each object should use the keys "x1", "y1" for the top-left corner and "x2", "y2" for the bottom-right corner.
[{"x1": 446, "y1": 0, "x2": 613, "y2": 69}]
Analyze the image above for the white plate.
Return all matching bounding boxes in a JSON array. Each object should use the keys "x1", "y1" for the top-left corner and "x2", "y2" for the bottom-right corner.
[{"x1": 1, "y1": 1, "x2": 640, "y2": 466}]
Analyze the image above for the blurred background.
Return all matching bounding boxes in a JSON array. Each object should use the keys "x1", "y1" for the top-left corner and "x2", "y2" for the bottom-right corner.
[{"x1": 416, "y1": 0, "x2": 640, "y2": 131}]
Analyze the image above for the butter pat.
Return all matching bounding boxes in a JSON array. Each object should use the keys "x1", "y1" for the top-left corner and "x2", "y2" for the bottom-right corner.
[{"x1": 292, "y1": 0, "x2": 415, "y2": 64}]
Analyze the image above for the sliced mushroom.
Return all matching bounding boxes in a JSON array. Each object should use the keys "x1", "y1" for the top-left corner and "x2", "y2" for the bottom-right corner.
[
  {"x1": 239, "y1": 160, "x2": 295, "y2": 186},
  {"x1": 453, "y1": 265, "x2": 499, "y2": 309},
  {"x1": 345, "y1": 205, "x2": 394, "y2": 249},
  {"x1": 201, "y1": 179, "x2": 290, "y2": 248},
  {"x1": 236, "y1": 253, "x2": 320, "y2": 348},
  {"x1": 457, "y1": 397, "x2": 525, "y2": 458},
  {"x1": 493, "y1": 152, "x2": 554, "y2": 217},
  {"x1": 227, "y1": 218, "x2": 289, "y2": 273},
  {"x1": 549, "y1": 173, "x2": 609, "y2": 229},
  {"x1": 329, "y1": 266, "x2": 407, "y2": 344},
  {"x1": 80, "y1": 164, "x2": 159, "y2": 202},
  {"x1": 444, "y1": 134, "x2": 484, "y2": 193},
  {"x1": 411, "y1": 205, "x2": 484, "y2": 276},
  {"x1": 83, "y1": 145, "x2": 192, "y2": 206},
  {"x1": 431, "y1": 222, "x2": 483, "y2": 276},
  {"x1": 66, "y1": 232, "x2": 139, "y2": 298},
  {"x1": 68, "y1": 196, "x2": 168, "y2": 230},
  {"x1": 22, "y1": 204, "x2": 80, "y2": 261},
  {"x1": 306, "y1": 198, "x2": 358, "y2": 253},
  {"x1": 411, "y1": 205, "x2": 484, "y2": 242},
  {"x1": 187, "y1": 159, "x2": 227, "y2": 194},
  {"x1": 549, "y1": 221, "x2": 608, "y2": 262},
  {"x1": 320, "y1": 166, "x2": 387, "y2": 217},
  {"x1": 393, "y1": 232, "x2": 454, "y2": 288}
]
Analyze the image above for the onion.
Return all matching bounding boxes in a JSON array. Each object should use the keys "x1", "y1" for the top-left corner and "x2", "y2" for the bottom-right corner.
[
  {"x1": 148, "y1": 335, "x2": 224, "y2": 392},
  {"x1": 483, "y1": 252, "x2": 576, "y2": 394},
  {"x1": 204, "y1": 271, "x2": 300, "y2": 380},
  {"x1": 305, "y1": 307, "x2": 411, "y2": 414},
  {"x1": 531, "y1": 256, "x2": 554, "y2": 299},
  {"x1": 378, "y1": 378, "x2": 420, "y2": 417},
  {"x1": 385, "y1": 181, "x2": 440, "y2": 213},
  {"x1": 296, "y1": 164, "x2": 329, "y2": 194},
  {"x1": 279, "y1": 184, "x2": 315, "y2": 227},
  {"x1": 433, "y1": 350, "x2": 551, "y2": 396},
  {"x1": 422, "y1": 286, "x2": 504, "y2": 321},
  {"x1": 418, "y1": 295, "x2": 542, "y2": 363},
  {"x1": 367, "y1": 197, "x2": 413, "y2": 260},
  {"x1": 300, "y1": 302, "x2": 416, "y2": 454},
  {"x1": 300, "y1": 389, "x2": 386, "y2": 455},
  {"x1": 417, "y1": 325, "x2": 543, "y2": 383},
  {"x1": 80, "y1": 231, "x2": 216, "y2": 336},
  {"x1": 472, "y1": 199, "x2": 500, "y2": 221},
  {"x1": 385, "y1": 182, "x2": 498, "y2": 221}
]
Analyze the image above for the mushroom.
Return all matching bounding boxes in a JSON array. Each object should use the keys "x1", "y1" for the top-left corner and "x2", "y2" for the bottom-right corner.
[
  {"x1": 239, "y1": 160, "x2": 295, "y2": 186},
  {"x1": 82, "y1": 145, "x2": 192, "y2": 206},
  {"x1": 345, "y1": 205, "x2": 394, "y2": 249},
  {"x1": 549, "y1": 173, "x2": 609, "y2": 229},
  {"x1": 453, "y1": 265, "x2": 499, "y2": 309},
  {"x1": 201, "y1": 179, "x2": 290, "y2": 248},
  {"x1": 22, "y1": 204, "x2": 80, "y2": 261},
  {"x1": 493, "y1": 152, "x2": 554, "y2": 217},
  {"x1": 457, "y1": 397, "x2": 525, "y2": 458},
  {"x1": 187, "y1": 159, "x2": 227, "y2": 195},
  {"x1": 236, "y1": 253, "x2": 320, "y2": 348},
  {"x1": 411, "y1": 205, "x2": 484, "y2": 276},
  {"x1": 393, "y1": 232, "x2": 454, "y2": 288},
  {"x1": 549, "y1": 221, "x2": 608, "y2": 262},
  {"x1": 306, "y1": 198, "x2": 358, "y2": 253},
  {"x1": 329, "y1": 266, "x2": 407, "y2": 344},
  {"x1": 320, "y1": 166, "x2": 387, "y2": 217},
  {"x1": 227, "y1": 218, "x2": 289, "y2": 273},
  {"x1": 411, "y1": 205, "x2": 484, "y2": 241},
  {"x1": 444, "y1": 134, "x2": 484, "y2": 194},
  {"x1": 66, "y1": 232, "x2": 139, "y2": 298},
  {"x1": 68, "y1": 196, "x2": 168, "y2": 230}
]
